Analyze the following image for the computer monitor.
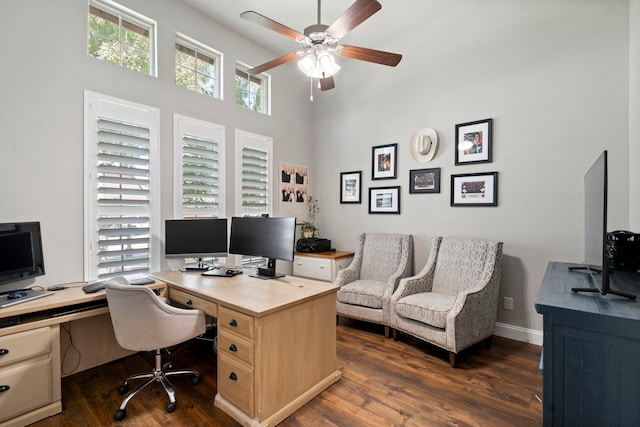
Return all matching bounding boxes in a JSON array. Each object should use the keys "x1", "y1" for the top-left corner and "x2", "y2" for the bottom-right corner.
[
  {"x1": 228, "y1": 216, "x2": 296, "y2": 279},
  {"x1": 165, "y1": 218, "x2": 228, "y2": 270},
  {"x1": 0, "y1": 221, "x2": 45, "y2": 291}
]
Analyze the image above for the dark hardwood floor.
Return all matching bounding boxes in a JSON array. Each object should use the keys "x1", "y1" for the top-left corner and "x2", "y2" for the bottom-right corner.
[{"x1": 30, "y1": 319, "x2": 542, "y2": 427}]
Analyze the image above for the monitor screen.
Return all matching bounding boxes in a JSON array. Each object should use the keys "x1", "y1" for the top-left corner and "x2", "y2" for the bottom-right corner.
[
  {"x1": 165, "y1": 218, "x2": 228, "y2": 258},
  {"x1": 0, "y1": 222, "x2": 45, "y2": 287},
  {"x1": 229, "y1": 216, "x2": 296, "y2": 278},
  {"x1": 584, "y1": 150, "x2": 607, "y2": 270}
]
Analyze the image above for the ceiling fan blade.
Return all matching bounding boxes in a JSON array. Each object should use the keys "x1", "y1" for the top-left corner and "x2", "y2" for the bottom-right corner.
[
  {"x1": 247, "y1": 52, "x2": 301, "y2": 75},
  {"x1": 240, "y1": 11, "x2": 307, "y2": 42},
  {"x1": 326, "y1": 0, "x2": 382, "y2": 40},
  {"x1": 320, "y1": 76, "x2": 335, "y2": 91},
  {"x1": 337, "y1": 45, "x2": 402, "y2": 67}
]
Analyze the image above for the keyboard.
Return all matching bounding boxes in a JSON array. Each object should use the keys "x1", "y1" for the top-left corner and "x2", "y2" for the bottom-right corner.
[
  {"x1": 129, "y1": 277, "x2": 155, "y2": 285},
  {"x1": 82, "y1": 276, "x2": 155, "y2": 293},
  {"x1": 82, "y1": 281, "x2": 107, "y2": 294}
]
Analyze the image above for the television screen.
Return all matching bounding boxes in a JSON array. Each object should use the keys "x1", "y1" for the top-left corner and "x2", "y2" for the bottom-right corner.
[
  {"x1": 229, "y1": 216, "x2": 296, "y2": 278},
  {"x1": 165, "y1": 218, "x2": 228, "y2": 258},
  {"x1": 0, "y1": 222, "x2": 45, "y2": 287}
]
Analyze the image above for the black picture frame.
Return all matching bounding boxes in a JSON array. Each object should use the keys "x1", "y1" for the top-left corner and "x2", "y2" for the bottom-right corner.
[
  {"x1": 369, "y1": 186, "x2": 401, "y2": 214},
  {"x1": 455, "y1": 118, "x2": 493, "y2": 165},
  {"x1": 372, "y1": 143, "x2": 397, "y2": 180},
  {"x1": 409, "y1": 168, "x2": 441, "y2": 194},
  {"x1": 340, "y1": 171, "x2": 362, "y2": 204},
  {"x1": 451, "y1": 172, "x2": 498, "y2": 206}
]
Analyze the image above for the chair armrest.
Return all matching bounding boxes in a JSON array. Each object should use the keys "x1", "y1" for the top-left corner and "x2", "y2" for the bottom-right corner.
[{"x1": 335, "y1": 265, "x2": 360, "y2": 286}]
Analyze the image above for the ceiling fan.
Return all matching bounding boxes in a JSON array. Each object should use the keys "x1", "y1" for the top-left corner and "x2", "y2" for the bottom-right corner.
[{"x1": 240, "y1": 0, "x2": 402, "y2": 91}]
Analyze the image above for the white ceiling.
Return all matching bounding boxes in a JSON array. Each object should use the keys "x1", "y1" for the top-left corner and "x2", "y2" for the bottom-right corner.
[{"x1": 178, "y1": 0, "x2": 439, "y2": 55}]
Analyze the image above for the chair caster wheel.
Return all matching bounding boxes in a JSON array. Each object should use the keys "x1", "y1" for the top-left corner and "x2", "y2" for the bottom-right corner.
[
  {"x1": 114, "y1": 409, "x2": 126, "y2": 421},
  {"x1": 166, "y1": 401, "x2": 177, "y2": 413},
  {"x1": 162, "y1": 362, "x2": 172, "y2": 371},
  {"x1": 192, "y1": 375, "x2": 201, "y2": 385},
  {"x1": 117, "y1": 384, "x2": 129, "y2": 395}
]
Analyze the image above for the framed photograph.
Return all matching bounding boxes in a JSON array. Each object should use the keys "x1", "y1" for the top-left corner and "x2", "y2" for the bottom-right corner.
[
  {"x1": 409, "y1": 168, "x2": 441, "y2": 194},
  {"x1": 369, "y1": 186, "x2": 401, "y2": 214},
  {"x1": 372, "y1": 143, "x2": 397, "y2": 180},
  {"x1": 455, "y1": 118, "x2": 493, "y2": 165},
  {"x1": 451, "y1": 172, "x2": 498, "y2": 206},
  {"x1": 340, "y1": 171, "x2": 362, "y2": 204}
]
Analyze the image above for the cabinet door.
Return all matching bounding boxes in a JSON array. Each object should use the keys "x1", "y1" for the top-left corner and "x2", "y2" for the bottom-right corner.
[
  {"x1": 0, "y1": 358, "x2": 53, "y2": 422},
  {"x1": 293, "y1": 256, "x2": 332, "y2": 281}
]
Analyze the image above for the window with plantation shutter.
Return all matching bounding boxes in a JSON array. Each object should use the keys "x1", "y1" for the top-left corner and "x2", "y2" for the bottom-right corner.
[
  {"x1": 174, "y1": 115, "x2": 225, "y2": 218},
  {"x1": 84, "y1": 91, "x2": 160, "y2": 280},
  {"x1": 235, "y1": 130, "x2": 272, "y2": 217}
]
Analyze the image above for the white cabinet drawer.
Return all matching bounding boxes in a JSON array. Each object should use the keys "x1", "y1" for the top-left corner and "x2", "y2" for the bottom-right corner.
[
  {"x1": 0, "y1": 357, "x2": 53, "y2": 423},
  {"x1": 294, "y1": 256, "x2": 332, "y2": 281},
  {"x1": 0, "y1": 327, "x2": 50, "y2": 367}
]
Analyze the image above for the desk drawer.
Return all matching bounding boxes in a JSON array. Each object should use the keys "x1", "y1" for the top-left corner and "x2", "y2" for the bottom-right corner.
[
  {"x1": 0, "y1": 357, "x2": 53, "y2": 423},
  {"x1": 218, "y1": 353, "x2": 254, "y2": 417},
  {"x1": 218, "y1": 328, "x2": 254, "y2": 366},
  {"x1": 169, "y1": 288, "x2": 218, "y2": 317},
  {"x1": 0, "y1": 327, "x2": 50, "y2": 367},
  {"x1": 219, "y1": 307, "x2": 254, "y2": 340}
]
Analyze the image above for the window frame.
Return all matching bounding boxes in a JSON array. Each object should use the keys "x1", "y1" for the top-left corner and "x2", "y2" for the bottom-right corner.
[
  {"x1": 235, "y1": 62, "x2": 271, "y2": 115},
  {"x1": 88, "y1": 0, "x2": 157, "y2": 77},
  {"x1": 175, "y1": 33, "x2": 223, "y2": 99},
  {"x1": 84, "y1": 91, "x2": 160, "y2": 281},
  {"x1": 173, "y1": 114, "x2": 226, "y2": 219}
]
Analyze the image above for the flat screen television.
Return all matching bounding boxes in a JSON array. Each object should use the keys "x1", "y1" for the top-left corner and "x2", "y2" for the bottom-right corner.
[
  {"x1": 228, "y1": 216, "x2": 296, "y2": 279},
  {"x1": 0, "y1": 221, "x2": 45, "y2": 291},
  {"x1": 165, "y1": 218, "x2": 228, "y2": 270},
  {"x1": 570, "y1": 151, "x2": 636, "y2": 299}
]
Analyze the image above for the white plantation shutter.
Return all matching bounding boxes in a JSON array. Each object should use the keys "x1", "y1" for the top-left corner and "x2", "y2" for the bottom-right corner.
[
  {"x1": 85, "y1": 92, "x2": 160, "y2": 280},
  {"x1": 174, "y1": 116, "x2": 225, "y2": 218},
  {"x1": 235, "y1": 130, "x2": 273, "y2": 266}
]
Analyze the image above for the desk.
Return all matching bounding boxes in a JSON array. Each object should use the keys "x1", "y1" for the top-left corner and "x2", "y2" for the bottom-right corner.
[
  {"x1": 150, "y1": 271, "x2": 342, "y2": 427},
  {"x1": 535, "y1": 262, "x2": 640, "y2": 426},
  {"x1": 0, "y1": 282, "x2": 167, "y2": 427}
]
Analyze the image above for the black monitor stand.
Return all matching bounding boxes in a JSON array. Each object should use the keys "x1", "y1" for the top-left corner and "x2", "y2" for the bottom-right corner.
[
  {"x1": 183, "y1": 258, "x2": 214, "y2": 271},
  {"x1": 250, "y1": 258, "x2": 285, "y2": 280}
]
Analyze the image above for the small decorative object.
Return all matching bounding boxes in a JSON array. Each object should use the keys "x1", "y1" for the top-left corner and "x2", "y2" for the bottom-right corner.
[
  {"x1": 300, "y1": 195, "x2": 320, "y2": 237},
  {"x1": 455, "y1": 118, "x2": 493, "y2": 165},
  {"x1": 451, "y1": 172, "x2": 498, "y2": 206},
  {"x1": 409, "y1": 128, "x2": 439, "y2": 163},
  {"x1": 340, "y1": 171, "x2": 362, "y2": 204},
  {"x1": 369, "y1": 186, "x2": 401, "y2": 214},
  {"x1": 372, "y1": 143, "x2": 397, "y2": 180},
  {"x1": 409, "y1": 168, "x2": 441, "y2": 194}
]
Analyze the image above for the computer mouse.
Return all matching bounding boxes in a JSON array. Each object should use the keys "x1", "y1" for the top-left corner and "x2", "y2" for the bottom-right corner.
[{"x1": 7, "y1": 291, "x2": 27, "y2": 299}]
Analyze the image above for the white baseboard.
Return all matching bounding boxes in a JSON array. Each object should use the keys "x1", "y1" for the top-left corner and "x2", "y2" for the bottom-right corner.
[{"x1": 495, "y1": 322, "x2": 543, "y2": 346}]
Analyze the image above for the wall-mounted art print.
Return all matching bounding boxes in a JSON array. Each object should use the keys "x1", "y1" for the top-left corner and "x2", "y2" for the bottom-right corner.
[
  {"x1": 455, "y1": 118, "x2": 493, "y2": 165},
  {"x1": 280, "y1": 162, "x2": 308, "y2": 221},
  {"x1": 340, "y1": 171, "x2": 362, "y2": 204},
  {"x1": 451, "y1": 172, "x2": 498, "y2": 206},
  {"x1": 372, "y1": 143, "x2": 397, "y2": 180},
  {"x1": 369, "y1": 186, "x2": 401, "y2": 214},
  {"x1": 409, "y1": 168, "x2": 441, "y2": 194}
]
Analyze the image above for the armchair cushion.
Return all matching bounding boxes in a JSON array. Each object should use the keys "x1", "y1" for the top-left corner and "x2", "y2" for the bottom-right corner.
[
  {"x1": 395, "y1": 292, "x2": 455, "y2": 329},
  {"x1": 337, "y1": 279, "x2": 387, "y2": 309}
]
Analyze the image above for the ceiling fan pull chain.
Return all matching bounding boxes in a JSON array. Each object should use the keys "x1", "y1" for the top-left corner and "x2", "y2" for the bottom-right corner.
[{"x1": 310, "y1": 77, "x2": 314, "y2": 102}]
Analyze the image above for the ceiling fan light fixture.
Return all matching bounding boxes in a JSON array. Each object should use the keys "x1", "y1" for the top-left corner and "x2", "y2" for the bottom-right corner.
[{"x1": 297, "y1": 51, "x2": 340, "y2": 79}]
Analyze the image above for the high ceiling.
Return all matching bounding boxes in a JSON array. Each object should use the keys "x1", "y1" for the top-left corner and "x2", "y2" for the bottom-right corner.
[{"x1": 179, "y1": 0, "x2": 436, "y2": 55}]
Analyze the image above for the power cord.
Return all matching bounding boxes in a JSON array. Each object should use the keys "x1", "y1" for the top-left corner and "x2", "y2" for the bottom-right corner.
[{"x1": 60, "y1": 322, "x2": 82, "y2": 375}]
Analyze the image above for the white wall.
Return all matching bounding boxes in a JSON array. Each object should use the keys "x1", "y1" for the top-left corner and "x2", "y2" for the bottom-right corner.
[
  {"x1": 630, "y1": 0, "x2": 640, "y2": 230},
  {"x1": 0, "y1": 0, "x2": 313, "y2": 287},
  {"x1": 313, "y1": 0, "x2": 631, "y2": 337}
]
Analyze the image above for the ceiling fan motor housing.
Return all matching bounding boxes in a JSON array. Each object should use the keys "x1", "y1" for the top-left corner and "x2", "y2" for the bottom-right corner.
[{"x1": 304, "y1": 24, "x2": 330, "y2": 43}]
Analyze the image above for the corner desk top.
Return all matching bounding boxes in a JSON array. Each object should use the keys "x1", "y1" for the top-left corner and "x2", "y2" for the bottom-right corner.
[
  {"x1": 150, "y1": 270, "x2": 339, "y2": 318},
  {"x1": 294, "y1": 250, "x2": 354, "y2": 259}
]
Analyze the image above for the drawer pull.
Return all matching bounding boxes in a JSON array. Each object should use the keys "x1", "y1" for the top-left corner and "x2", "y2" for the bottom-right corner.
[
  {"x1": 0, "y1": 349, "x2": 8, "y2": 356},
  {"x1": 229, "y1": 319, "x2": 238, "y2": 327},
  {"x1": 229, "y1": 372, "x2": 238, "y2": 381},
  {"x1": 229, "y1": 344, "x2": 238, "y2": 352},
  {"x1": 0, "y1": 385, "x2": 9, "y2": 393},
  {"x1": 186, "y1": 299, "x2": 193, "y2": 306}
]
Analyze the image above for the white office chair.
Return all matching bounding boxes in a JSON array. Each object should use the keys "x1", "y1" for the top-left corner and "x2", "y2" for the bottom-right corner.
[{"x1": 105, "y1": 279, "x2": 206, "y2": 421}]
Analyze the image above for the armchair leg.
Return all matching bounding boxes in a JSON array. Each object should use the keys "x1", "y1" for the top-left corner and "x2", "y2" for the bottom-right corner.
[
  {"x1": 449, "y1": 352, "x2": 456, "y2": 368},
  {"x1": 392, "y1": 329, "x2": 397, "y2": 341},
  {"x1": 484, "y1": 336, "x2": 493, "y2": 349},
  {"x1": 384, "y1": 325, "x2": 390, "y2": 338}
]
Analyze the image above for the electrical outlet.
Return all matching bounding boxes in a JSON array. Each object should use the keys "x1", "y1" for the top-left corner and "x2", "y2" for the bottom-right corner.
[{"x1": 504, "y1": 297, "x2": 514, "y2": 311}]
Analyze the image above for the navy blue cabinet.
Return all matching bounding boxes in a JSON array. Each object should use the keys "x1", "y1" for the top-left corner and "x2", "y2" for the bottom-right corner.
[{"x1": 535, "y1": 262, "x2": 640, "y2": 426}]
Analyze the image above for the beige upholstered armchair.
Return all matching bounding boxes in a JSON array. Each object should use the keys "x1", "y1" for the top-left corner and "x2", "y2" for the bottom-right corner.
[
  {"x1": 390, "y1": 236, "x2": 503, "y2": 367},
  {"x1": 335, "y1": 233, "x2": 413, "y2": 337}
]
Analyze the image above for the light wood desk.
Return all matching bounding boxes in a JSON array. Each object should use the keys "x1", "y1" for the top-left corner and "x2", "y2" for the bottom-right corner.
[{"x1": 150, "y1": 271, "x2": 342, "y2": 427}]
